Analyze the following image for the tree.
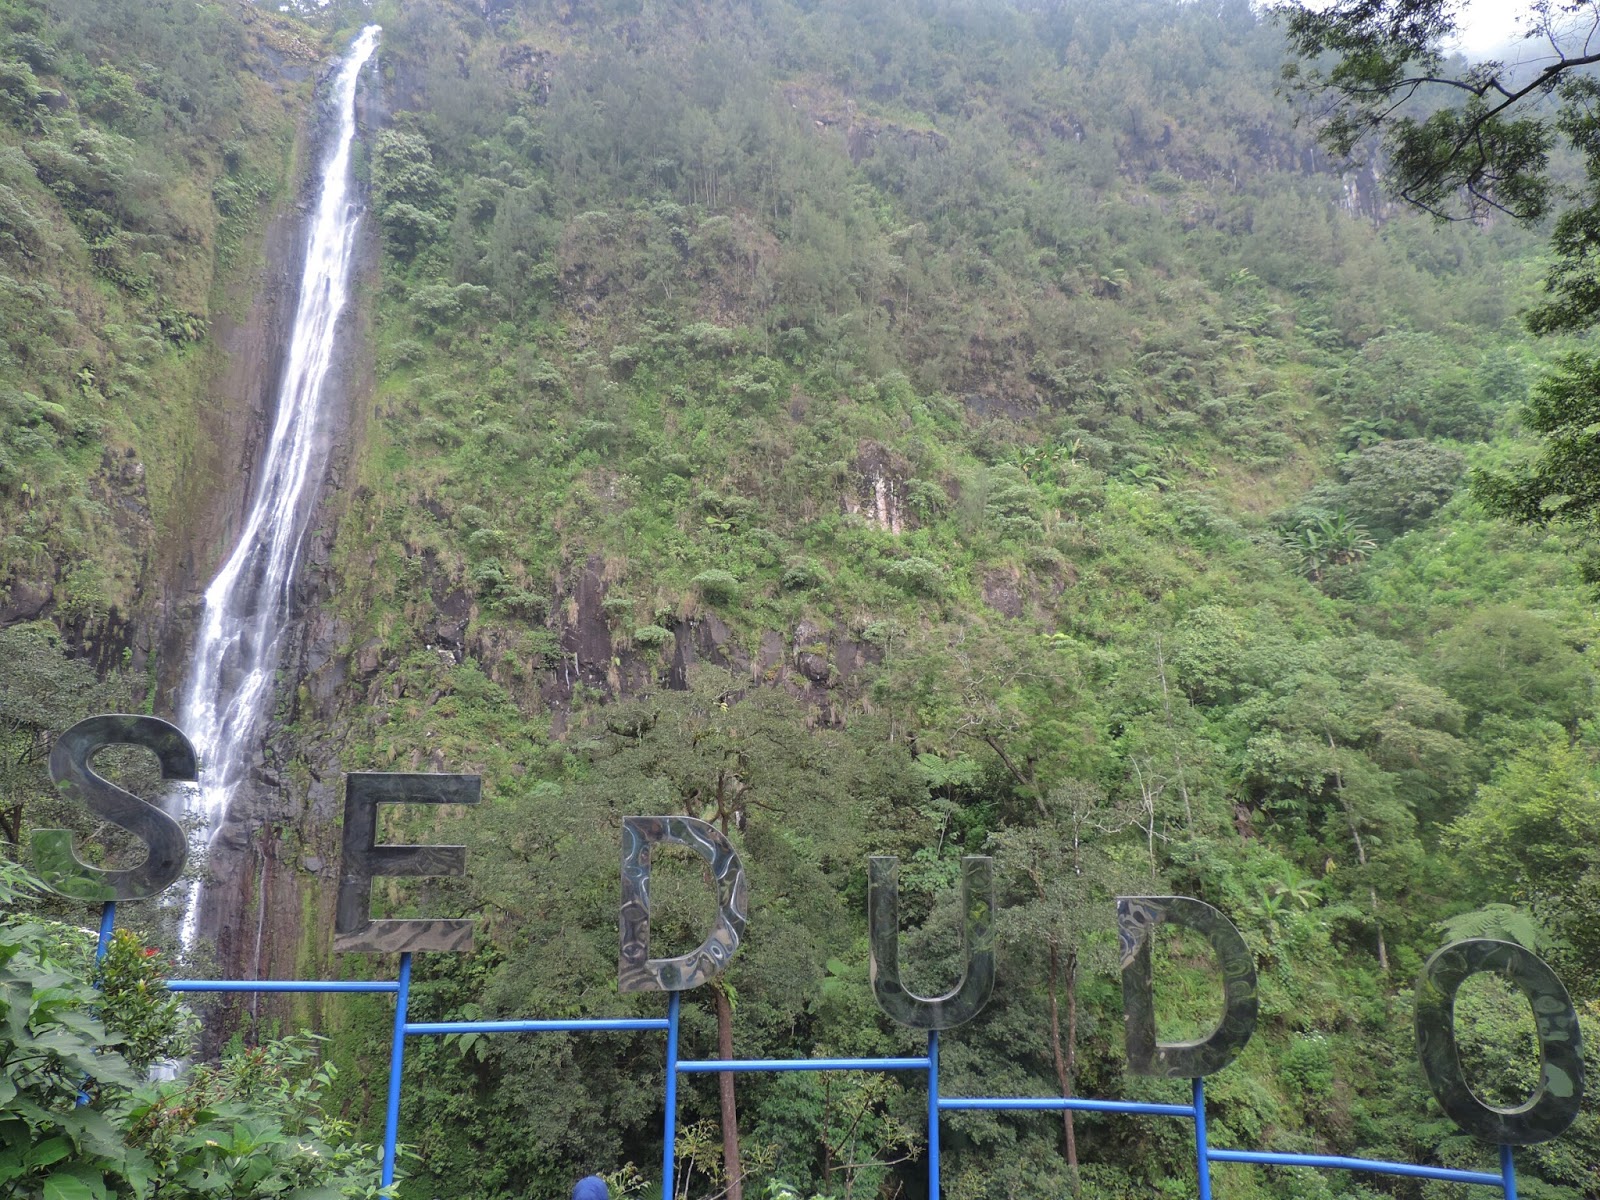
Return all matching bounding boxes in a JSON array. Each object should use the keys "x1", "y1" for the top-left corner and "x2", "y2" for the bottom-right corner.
[
  {"x1": 1279, "y1": 0, "x2": 1600, "y2": 528},
  {"x1": 989, "y1": 781, "x2": 1137, "y2": 1175},
  {"x1": 434, "y1": 668, "x2": 898, "y2": 1200},
  {"x1": 1278, "y1": 3, "x2": 1578, "y2": 227}
]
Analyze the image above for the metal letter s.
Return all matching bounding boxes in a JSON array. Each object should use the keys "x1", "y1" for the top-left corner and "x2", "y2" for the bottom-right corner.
[{"x1": 33, "y1": 714, "x2": 197, "y2": 901}]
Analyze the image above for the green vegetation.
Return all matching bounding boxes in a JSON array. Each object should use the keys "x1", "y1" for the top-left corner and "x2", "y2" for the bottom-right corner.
[
  {"x1": 0, "y1": 860, "x2": 394, "y2": 1198},
  {"x1": 1281, "y1": 0, "x2": 1600, "y2": 545},
  {"x1": 5, "y1": 0, "x2": 1600, "y2": 1199},
  {"x1": 0, "y1": 0, "x2": 311, "y2": 629}
]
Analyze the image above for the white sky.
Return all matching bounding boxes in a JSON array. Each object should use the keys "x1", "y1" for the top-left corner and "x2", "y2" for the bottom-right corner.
[
  {"x1": 1453, "y1": 0, "x2": 1530, "y2": 54},
  {"x1": 1451, "y1": 0, "x2": 1600, "y2": 58}
]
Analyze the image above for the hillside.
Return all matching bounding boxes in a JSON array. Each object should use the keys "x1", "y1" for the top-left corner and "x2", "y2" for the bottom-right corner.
[{"x1": 3, "y1": 1, "x2": 1598, "y2": 1199}]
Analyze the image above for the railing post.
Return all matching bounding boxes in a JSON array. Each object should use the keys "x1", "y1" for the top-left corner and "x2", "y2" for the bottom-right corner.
[
  {"x1": 663, "y1": 991, "x2": 681, "y2": 1200},
  {"x1": 928, "y1": 1029, "x2": 940, "y2": 1200},
  {"x1": 95, "y1": 900, "x2": 116, "y2": 962},
  {"x1": 381, "y1": 953, "x2": 412, "y2": 1190},
  {"x1": 1499, "y1": 1145, "x2": 1517, "y2": 1200},
  {"x1": 1193, "y1": 1077, "x2": 1212, "y2": 1200}
]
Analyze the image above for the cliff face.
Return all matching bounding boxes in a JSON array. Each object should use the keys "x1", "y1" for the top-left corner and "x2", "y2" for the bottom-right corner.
[
  {"x1": 182, "y1": 76, "x2": 386, "y2": 1005},
  {"x1": 14, "y1": 5, "x2": 1595, "y2": 1200},
  {"x1": 5, "y1": 0, "x2": 1533, "y2": 1048},
  {"x1": 0, "y1": 6, "x2": 318, "y2": 692}
]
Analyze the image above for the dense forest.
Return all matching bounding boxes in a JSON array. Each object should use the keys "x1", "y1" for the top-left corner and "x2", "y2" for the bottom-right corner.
[{"x1": 2, "y1": 0, "x2": 1598, "y2": 1198}]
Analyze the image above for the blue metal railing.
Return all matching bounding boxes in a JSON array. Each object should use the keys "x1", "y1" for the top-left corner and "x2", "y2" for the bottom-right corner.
[{"x1": 83, "y1": 901, "x2": 1520, "y2": 1197}]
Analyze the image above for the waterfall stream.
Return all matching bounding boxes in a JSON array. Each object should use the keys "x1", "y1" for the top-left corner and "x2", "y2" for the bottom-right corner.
[{"x1": 175, "y1": 26, "x2": 380, "y2": 951}]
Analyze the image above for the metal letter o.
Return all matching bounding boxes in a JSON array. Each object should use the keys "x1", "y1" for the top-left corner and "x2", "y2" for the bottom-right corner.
[{"x1": 1414, "y1": 939, "x2": 1584, "y2": 1144}]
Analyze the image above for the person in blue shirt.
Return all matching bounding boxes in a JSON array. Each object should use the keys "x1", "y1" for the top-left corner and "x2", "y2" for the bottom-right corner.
[{"x1": 572, "y1": 1176, "x2": 610, "y2": 1200}]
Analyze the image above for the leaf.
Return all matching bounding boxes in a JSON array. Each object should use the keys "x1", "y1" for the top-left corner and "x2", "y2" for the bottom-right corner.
[
  {"x1": 42, "y1": 1172, "x2": 96, "y2": 1200},
  {"x1": 25, "y1": 1136, "x2": 71, "y2": 1168}
]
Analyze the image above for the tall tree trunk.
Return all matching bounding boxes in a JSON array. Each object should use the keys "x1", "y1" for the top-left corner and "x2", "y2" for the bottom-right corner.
[
  {"x1": 1153, "y1": 636, "x2": 1194, "y2": 831},
  {"x1": 1046, "y1": 942, "x2": 1079, "y2": 1174},
  {"x1": 714, "y1": 982, "x2": 743, "y2": 1200},
  {"x1": 1327, "y1": 733, "x2": 1389, "y2": 973}
]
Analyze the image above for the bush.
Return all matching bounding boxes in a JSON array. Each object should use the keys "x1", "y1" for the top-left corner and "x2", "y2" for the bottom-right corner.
[
  {"x1": 0, "y1": 862, "x2": 396, "y2": 1199},
  {"x1": 1296, "y1": 439, "x2": 1465, "y2": 536},
  {"x1": 470, "y1": 557, "x2": 507, "y2": 598},
  {"x1": 632, "y1": 623, "x2": 673, "y2": 649},
  {"x1": 466, "y1": 527, "x2": 511, "y2": 557},
  {"x1": 692, "y1": 569, "x2": 741, "y2": 605},
  {"x1": 99, "y1": 929, "x2": 195, "y2": 1074},
  {"x1": 882, "y1": 556, "x2": 944, "y2": 596},
  {"x1": 0, "y1": 862, "x2": 144, "y2": 1199},
  {"x1": 495, "y1": 588, "x2": 549, "y2": 622},
  {"x1": 127, "y1": 1035, "x2": 396, "y2": 1198},
  {"x1": 780, "y1": 557, "x2": 826, "y2": 591}
]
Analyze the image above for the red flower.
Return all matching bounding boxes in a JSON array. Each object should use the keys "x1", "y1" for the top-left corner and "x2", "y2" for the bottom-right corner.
[{"x1": 143, "y1": 947, "x2": 159, "y2": 957}]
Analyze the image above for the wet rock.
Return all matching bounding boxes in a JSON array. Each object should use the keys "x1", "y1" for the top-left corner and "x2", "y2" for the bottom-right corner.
[
  {"x1": 797, "y1": 651, "x2": 831, "y2": 683},
  {"x1": 844, "y1": 440, "x2": 910, "y2": 534},
  {"x1": 0, "y1": 578, "x2": 53, "y2": 623},
  {"x1": 983, "y1": 570, "x2": 1025, "y2": 619},
  {"x1": 835, "y1": 637, "x2": 880, "y2": 681},
  {"x1": 355, "y1": 639, "x2": 383, "y2": 679},
  {"x1": 756, "y1": 631, "x2": 785, "y2": 681}
]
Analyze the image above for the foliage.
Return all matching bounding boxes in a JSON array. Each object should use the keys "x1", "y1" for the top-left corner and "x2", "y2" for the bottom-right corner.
[
  {"x1": 124, "y1": 1036, "x2": 396, "y2": 1200},
  {"x1": 1282, "y1": 511, "x2": 1375, "y2": 581},
  {"x1": 1, "y1": 861, "x2": 392, "y2": 1199},
  {"x1": 1474, "y1": 351, "x2": 1600, "y2": 529},
  {"x1": 10, "y1": 0, "x2": 1600, "y2": 1197},
  {"x1": 95, "y1": 932, "x2": 192, "y2": 1077},
  {"x1": 0, "y1": 860, "x2": 143, "y2": 1200},
  {"x1": 0, "y1": 622, "x2": 112, "y2": 848},
  {"x1": 0, "y1": 0, "x2": 307, "y2": 619},
  {"x1": 1280, "y1": 0, "x2": 1600, "y2": 534}
]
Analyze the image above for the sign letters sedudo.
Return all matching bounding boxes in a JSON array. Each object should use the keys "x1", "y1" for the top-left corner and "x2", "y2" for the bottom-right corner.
[{"x1": 33, "y1": 714, "x2": 1588, "y2": 1191}]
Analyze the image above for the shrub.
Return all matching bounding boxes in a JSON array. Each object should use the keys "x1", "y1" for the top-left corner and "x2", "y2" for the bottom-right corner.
[
  {"x1": 632, "y1": 623, "x2": 673, "y2": 649},
  {"x1": 780, "y1": 557, "x2": 826, "y2": 591},
  {"x1": 99, "y1": 929, "x2": 195, "y2": 1074},
  {"x1": 494, "y1": 589, "x2": 548, "y2": 622},
  {"x1": 882, "y1": 557, "x2": 944, "y2": 596},
  {"x1": 467, "y1": 527, "x2": 511, "y2": 556},
  {"x1": 0, "y1": 863, "x2": 397, "y2": 1198},
  {"x1": 456, "y1": 504, "x2": 491, "y2": 530},
  {"x1": 692, "y1": 569, "x2": 741, "y2": 605},
  {"x1": 470, "y1": 557, "x2": 507, "y2": 598}
]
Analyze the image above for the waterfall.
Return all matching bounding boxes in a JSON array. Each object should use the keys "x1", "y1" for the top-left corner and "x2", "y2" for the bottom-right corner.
[{"x1": 175, "y1": 26, "x2": 380, "y2": 951}]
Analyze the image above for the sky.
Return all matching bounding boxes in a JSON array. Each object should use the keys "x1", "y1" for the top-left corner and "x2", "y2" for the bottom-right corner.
[
  {"x1": 1452, "y1": 0, "x2": 1599, "y2": 57},
  {"x1": 1454, "y1": 0, "x2": 1531, "y2": 54}
]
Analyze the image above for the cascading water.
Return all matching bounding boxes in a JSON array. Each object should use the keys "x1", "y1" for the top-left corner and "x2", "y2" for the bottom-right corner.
[{"x1": 175, "y1": 26, "x2": 380, "y2": 951}]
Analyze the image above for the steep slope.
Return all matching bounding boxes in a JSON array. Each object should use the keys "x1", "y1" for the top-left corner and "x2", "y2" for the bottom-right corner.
[
  {"x1": 3, "y1": 1, "x2": 1598, "y2": 1198},
  {"x1": 0, "y1": 0, "x2": 320, "y2": 684},
  {"x1": 225, "y1": 3, "x2": 1596, "y2": 1199}
]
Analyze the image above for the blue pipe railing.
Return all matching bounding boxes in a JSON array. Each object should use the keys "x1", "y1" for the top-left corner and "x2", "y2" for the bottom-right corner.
[
  {"x1": 78, "y1": 901, "x2": 1521, "y2": 1199},
  {"x1": 1208, "y1": 1148, "x2": 1504, "y2": 1186},
  {"x1": 167, "y1": 979, "x2": 400, "y2": 992}
]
